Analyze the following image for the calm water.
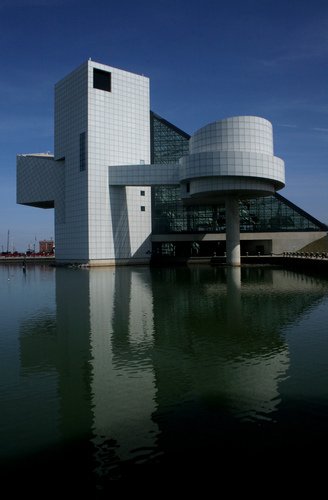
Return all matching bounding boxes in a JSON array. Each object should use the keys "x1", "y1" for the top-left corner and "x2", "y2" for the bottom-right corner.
[{"x1": 1, "y1": 264, "x2": 328, "y2": 486}]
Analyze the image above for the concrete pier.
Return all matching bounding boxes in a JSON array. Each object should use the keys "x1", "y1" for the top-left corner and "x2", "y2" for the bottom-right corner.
[{"x1": 225, "y1": 197, "x2": 240, "y2": 266}]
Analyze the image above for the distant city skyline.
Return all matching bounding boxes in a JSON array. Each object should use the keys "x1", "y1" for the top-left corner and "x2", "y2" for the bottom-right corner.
[{"x1": 1, "y1": 0, "x2": 328, "y2": 251}]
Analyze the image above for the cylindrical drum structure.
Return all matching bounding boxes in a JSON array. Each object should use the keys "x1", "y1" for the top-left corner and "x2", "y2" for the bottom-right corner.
[{"x1": 178, "y1": 116, "x2": 285, "y2": 265}]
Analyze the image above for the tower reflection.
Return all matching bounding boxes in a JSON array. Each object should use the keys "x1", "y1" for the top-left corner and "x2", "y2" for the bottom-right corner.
[
  {"x1": 88, "y1": 268, "x2": 158, "y2": 477},
  {"x1": 18, "y1": 265, "x2": 328, "y2": 482}
]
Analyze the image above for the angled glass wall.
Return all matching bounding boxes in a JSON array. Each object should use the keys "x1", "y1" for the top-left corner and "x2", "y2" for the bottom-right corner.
[
  {"x1": 153, "y1": 190, "x2": 326, "y2": 235},
  {"x1": 150, "y1": 113, "x2": 327, "y2": 235},
  {"x1": 150, "y1": 112, "x2": 190, "y2": 164}
]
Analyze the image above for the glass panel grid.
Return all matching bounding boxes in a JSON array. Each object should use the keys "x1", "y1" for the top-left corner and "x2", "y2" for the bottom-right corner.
[{"x1": 150, "y1": 113, "x2": 325, "y2": 235}]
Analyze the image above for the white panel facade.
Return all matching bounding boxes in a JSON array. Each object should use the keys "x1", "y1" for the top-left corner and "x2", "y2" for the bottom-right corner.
[
  {"x1": 190, "y1": 116, "x2": 274, "y2": 155},
  {"x1": 180, "y1": 116, "x2": 285, "y2": 202},
  {"x1": 17, "y1": 155, "x2": 64, "y2": 206},
  {"x1": 43, "y1": 60, "x2": 151, "y2": 264},
  {"x1": 87, "y1": 61, "x2": 151, "y2": 262},
  {"x1": 16, "y1": 154, "x2": 65, "y2": 229},
  {"x1": 108, "y1": 163, "x2": 179, "y2": 186},
  {"x1": 55, "y1": 62, "x2": 89, "y2": 261}
]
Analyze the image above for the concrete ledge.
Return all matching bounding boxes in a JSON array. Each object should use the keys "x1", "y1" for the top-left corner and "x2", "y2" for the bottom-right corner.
[
  {"x1": 88, "y1": 258, "x2": 150, "y2": 267},
  {"x1": 55, "y1": 258, "x2": 151, "y2": 267},
  {"x1": 151, "y1": 254, "x2": 328, "y2": 270},
  {"x1": 0, "y1": 256, "x2": 55, "y2": 264},
  {"x1": 277, "y1": 256, "x2": 328, "y2": 272}
]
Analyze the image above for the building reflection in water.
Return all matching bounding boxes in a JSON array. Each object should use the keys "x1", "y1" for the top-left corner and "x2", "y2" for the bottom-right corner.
[
  {"x1": 88, "y1": 268, "x2": 158, "y2": 476},
  {"x1": 19, "y1": 269, "x2": 94, "y2": 480},
  {"x1": 18, "y1": 265, "x2": 328, "y2": 481},
  {"x1": 223, "y1": 265, "x2": 289, "y2": 420}
]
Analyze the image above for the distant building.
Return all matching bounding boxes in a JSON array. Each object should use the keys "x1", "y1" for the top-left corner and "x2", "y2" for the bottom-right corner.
[
  {"x1": 39, "y1": 240, "x2": 54, "y2": 254},
  {"x1": 17, "y1": 60, "x2": 327, "y2": 266}
]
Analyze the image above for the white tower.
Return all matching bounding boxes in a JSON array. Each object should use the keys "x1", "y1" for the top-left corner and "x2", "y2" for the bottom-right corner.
[
  {"x1": 17, "y1": 60, "x2": 152, "y2": 266},
  {"x1": 54, "y1": 60, "x2": 151, "y2": 264}
]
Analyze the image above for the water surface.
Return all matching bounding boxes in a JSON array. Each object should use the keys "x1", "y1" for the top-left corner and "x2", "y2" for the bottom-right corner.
[{"x1": 1, "y1": 264, "x2": 328, "y2": 486}]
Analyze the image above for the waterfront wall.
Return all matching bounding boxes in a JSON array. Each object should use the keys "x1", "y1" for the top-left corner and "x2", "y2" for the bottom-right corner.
[{"x1": 0, "y1": 256, "x2": 55, "y2": 265}]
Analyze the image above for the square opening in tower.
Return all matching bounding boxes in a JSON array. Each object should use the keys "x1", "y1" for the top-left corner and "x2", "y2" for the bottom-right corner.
[{"x1": 93, "y1": 68, "x2": 111, "y2": 92}]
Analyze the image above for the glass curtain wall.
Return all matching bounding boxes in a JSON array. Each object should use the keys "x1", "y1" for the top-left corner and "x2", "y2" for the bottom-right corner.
[{"x1": 151, "y1": 113, "x2": 326, "y2": 236}]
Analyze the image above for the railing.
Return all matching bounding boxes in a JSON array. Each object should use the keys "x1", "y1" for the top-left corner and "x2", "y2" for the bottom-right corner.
[{"x1": 282, "y1": 251, "x2": 328, "y2": 259}]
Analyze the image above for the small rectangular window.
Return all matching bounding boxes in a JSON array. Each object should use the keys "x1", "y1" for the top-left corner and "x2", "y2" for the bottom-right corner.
[
  {"x1": 93, "y1": 68, "x2": 111, "y2": 92},
  {"x1": 80, "y1": 132, "x2": 86, "y2": 171},
  {"x1": 141, "y1": 206, "x2": 145, "y2": 212},
  {"x1": 140, "y1": 190, "x2": 145, "y2": 196}
]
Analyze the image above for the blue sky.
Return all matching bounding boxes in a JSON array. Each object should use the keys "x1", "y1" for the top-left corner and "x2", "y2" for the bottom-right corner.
[{"x1": 1, "y1": 0, "x2": 328, "y2": 251}]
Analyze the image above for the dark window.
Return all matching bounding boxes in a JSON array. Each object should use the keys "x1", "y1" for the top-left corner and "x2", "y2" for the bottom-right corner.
[
  {"x1": 141, "y1": 206, "x2": 146, "y2": 212},
  {"x1": 93, "y1": 68, "x2": 111, "y2": 92},
  {"x1": 186, "y1": 183, "x2": 190, "y2": 193},
  {"x1": 80, "y1": 132, "x2": 86, "y2": 171},
  {"x1": 140, "y1": 190, "x2": 145, "y2": 196}
]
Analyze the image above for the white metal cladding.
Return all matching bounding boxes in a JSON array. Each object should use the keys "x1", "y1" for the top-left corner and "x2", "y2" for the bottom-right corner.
[
  {"x1": 190, "y1": 116, "x2": 274, "y2": 155},
  {"x1": 16, "y1": 155, "x2": 64, "y2": 206},
  {"x1": 187, "y1": 177, "x2": 276, "y2": 197},
  {"x1": 179, "y1": 116, "x2": 285, "y2": 198},
  {"x1": 108, "y1": 116, "x2": 284, "y2": 196},
  {"x1": 179, "y1": 152, "x2": 284, "y2": 186}
]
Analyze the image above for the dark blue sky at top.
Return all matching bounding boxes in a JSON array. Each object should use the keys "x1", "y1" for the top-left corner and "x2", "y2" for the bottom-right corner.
[{"x1": 1, "y1": 0, "x2": 327, "y2": 250}]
